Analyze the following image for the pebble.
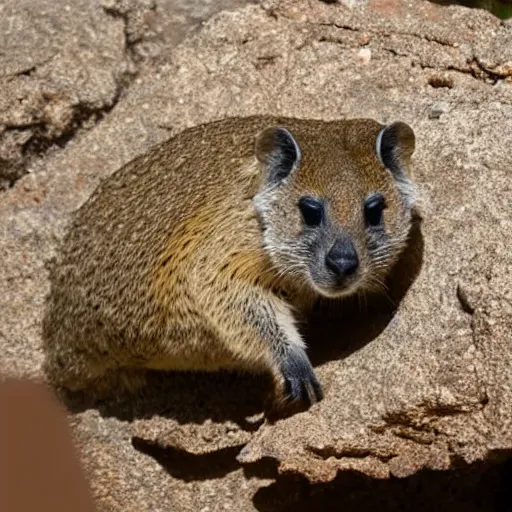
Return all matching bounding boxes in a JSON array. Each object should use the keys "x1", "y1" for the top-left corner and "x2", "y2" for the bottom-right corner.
[
  {"x1": 357, "y1": 48, "x2": 372, "y2": 65},
  {"x1": 429, "y1": 102, "x2": 449, "y2": 119}
]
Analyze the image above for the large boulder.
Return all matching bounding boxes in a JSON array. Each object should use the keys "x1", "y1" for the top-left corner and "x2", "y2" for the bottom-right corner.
[{"x1": 1, "y1": 0, "x2": 511, "y2": 510}]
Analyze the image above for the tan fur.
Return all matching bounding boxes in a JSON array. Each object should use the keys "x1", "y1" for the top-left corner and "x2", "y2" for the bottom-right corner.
[{"x1": 42, "y1": 116, "x2": 416, "y2": 406}]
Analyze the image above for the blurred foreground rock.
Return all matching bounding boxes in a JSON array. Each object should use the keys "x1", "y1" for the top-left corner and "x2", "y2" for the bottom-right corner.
[{"x1": 0, "y1": 0, "x2": 511, "y2": 510}]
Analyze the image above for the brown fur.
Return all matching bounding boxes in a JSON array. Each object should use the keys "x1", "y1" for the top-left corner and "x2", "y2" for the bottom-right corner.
[{"x1": 42, "y1": 116, "x2": 416, "y2": 408}]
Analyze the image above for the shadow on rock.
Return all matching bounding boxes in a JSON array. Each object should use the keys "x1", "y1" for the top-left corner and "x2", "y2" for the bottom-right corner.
[
  {"x1": 131, "y1": 437, "x2": 247, "y2": 482},
  {"x1": 252, "y1": 454, "x2": 512, "y2": 512},
  {"x1": 61, "y1": 369, "x2": 271, "y2": 428},
  {"x1": 131, "y1": 435, "x2": 280, "y2": 483}
]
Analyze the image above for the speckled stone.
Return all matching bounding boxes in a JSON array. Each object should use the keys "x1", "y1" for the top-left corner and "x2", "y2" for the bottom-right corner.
[{"x1": 1, "y1": 0, "x2": 511, "y2": 510}]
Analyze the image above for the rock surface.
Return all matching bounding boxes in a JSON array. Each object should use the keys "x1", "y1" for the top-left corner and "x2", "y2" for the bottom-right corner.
[
  {"x1": 0, "y1": 0, "x2": 256, "y2": 189},
  {"x1": 1, "y1": 0, "x2": 512, "y2": 510}
]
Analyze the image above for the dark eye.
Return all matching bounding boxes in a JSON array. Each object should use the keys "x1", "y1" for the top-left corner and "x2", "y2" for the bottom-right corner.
[
  {"x1": 298, "y1": 196, "x2": 324, "y2": 227},
  {"x1": 364, "y1": 193, "x2": 386, "y2": 227}
]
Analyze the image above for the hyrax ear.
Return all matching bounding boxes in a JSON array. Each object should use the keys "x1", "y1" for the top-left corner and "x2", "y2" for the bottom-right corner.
[
  {"x1": 376, "y1": 122, "x2": 415, "y2": 175},
  {"x1": 255, "y1": 127, "x2": 301, "y2": 186},
  {"x1": 376, "y1": 121, "x2": 417, "y2": 209}
]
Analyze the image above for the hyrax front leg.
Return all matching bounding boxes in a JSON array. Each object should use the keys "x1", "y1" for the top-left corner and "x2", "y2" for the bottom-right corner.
[
  {"x1": 267, "y1": 303, "x2": 323, "y2": 408},
  {"x1": 211, "y1": 289, "x2": 323, "y2": 410},
  {"x1": 199, "y1": 277, "x2": 322, "y2": 411}
]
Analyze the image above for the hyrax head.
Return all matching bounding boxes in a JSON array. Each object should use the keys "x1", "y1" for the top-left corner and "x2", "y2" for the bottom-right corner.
[{"x1": 253, "y1": 118, "x2": 416, "y2": 299}]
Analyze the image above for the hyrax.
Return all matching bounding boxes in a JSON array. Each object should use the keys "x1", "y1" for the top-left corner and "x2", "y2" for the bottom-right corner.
[{"x1": 43, "y1": 116, "x2": 416, "y2": 409}]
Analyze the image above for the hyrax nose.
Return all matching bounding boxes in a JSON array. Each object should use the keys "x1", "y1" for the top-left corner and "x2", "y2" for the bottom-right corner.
[{"x1": 325, "y1": 239, "x2": 359, "y2": 278}]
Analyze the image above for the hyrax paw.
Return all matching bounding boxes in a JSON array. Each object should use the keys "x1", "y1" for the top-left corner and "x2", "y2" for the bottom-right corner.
[{"x1": 279, "y1": 349, "x2": 323, "y2": 407}]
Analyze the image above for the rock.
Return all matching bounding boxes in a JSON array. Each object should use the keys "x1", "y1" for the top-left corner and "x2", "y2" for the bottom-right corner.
[
  {"x1": 428, "y1": 102, "x2": 449, "y2": 119},
  {"x1": 0, "y1": 0, "x2": 130, "y2": 189},
  {"x1": 357, "y1": 47, "x2": 372, "y2": 64},
  {"x1": 0, "y1": 0, "x2": 256, "y2": 190},
  {"x1": 1, "y1": 0, "x2": 511, "y2": 510},
  {"x1": 428, "y1": 72, "x2": 455, "y2": 89},
  {"x1": 358, "y1": 32, "x2": 371, "y2": 46}
]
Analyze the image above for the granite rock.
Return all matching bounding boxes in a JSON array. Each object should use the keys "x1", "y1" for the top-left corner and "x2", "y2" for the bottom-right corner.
[{"x1": 1, "y1": 0, "x2": 511, "y2": 510}]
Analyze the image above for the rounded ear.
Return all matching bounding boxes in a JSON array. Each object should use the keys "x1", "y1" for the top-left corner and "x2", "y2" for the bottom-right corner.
[
  {"x1": 376, "y1": 122, "x2": 415, "y2": 174},
  {"x1": 255, "y1": 127, "x2": 301, "y2": 185}
]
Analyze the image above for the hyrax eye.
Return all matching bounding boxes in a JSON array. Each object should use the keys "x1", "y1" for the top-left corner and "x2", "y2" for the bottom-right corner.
[
  {"x1": 364, "y1": 193, "x2": 386, "y2": 227},
  {"x1": 298, "y1": 196, "x2": 324, "y2": 227}
]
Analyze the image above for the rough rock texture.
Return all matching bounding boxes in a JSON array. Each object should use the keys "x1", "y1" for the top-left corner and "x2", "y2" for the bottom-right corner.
[
  {"x1": 1, "y1": 0, "x2": 512, "y2": 510},
  {"x1": 0, "y1": 0, "x2": 256, "y2": 189},
  {"x1": 0, "y1": 0, "x2": 128, "y2": 188}
]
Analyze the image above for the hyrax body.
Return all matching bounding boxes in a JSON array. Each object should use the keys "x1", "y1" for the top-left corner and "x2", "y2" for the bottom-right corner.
[{"x1": 43, "y1": 116, "x2": 416, "y2": 409}]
